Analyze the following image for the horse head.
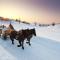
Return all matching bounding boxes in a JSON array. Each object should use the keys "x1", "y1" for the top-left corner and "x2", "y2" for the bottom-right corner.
[{"x1": 31, "y1": 28, "x2": 36, "y2": 36}]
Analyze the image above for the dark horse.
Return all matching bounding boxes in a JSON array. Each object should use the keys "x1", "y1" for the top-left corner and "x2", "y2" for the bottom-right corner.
[{"x1": 10, "y1": 28, "x2": 36, "y2": 49}]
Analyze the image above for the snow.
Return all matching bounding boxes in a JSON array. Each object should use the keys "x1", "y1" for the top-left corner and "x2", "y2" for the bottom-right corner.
[
  {"x1": 36, "y1": 25, "x2": 60, "y2": 42},
  {"x1": 0, "y1": 20, "x2": 60, "y2": 60}
]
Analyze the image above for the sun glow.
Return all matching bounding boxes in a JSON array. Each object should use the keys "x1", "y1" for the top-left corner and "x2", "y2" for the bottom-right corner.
[
  {"x1": 0, "y1": 9, "x2": 19, "y2": 19},
  {"x1": 0, "y1": 0, "x2": 60, "y2": 24}
]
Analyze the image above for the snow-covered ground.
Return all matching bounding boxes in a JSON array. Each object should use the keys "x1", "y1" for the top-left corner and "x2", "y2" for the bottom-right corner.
[
  {"x1": 0, "y1": 20, "x2": 60, "y2": 60},
  {"x1": 36, "y1": 24, "x2": 60, "y2": 42}
]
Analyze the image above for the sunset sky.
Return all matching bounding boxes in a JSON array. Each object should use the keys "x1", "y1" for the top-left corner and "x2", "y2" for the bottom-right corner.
[{"x1": 0, "y1": 0, "x2": 60, "y2": 24}]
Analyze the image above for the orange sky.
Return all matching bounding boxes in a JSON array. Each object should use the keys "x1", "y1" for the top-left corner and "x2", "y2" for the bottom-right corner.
[{"x1": 0, "y1": 0, "x2": 60, "y2": 24}]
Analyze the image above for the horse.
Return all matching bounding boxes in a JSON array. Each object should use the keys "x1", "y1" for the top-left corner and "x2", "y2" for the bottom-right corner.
[
  {"x1": 2, "y1": 29, "x2": 14, "y2": 40},
  {"x1": 10, "y1": 30, "x2": 18, "y2": 44},
  {"x1": 10, "y1": 28, "x2": 36, "y2": 49},
  {"x1": 19, "y1": 28, "x2": 36, "y2": 46},
  {"x1": 0, "y1": 29, "x2": 2, "y2": 36},
  {"x1": 0, "y1": 26, "x2": 8, "y2": 39},
  {"x1": 0, "y1": 25, "x2": 6, "y2": 37},
  {"x1": 1, "y1": 23, "x2": 15, "y2": 40}
]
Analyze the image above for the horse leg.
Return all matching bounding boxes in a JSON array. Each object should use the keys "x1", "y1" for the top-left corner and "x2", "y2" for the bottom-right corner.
[
  {"x1": 10, "y1": 38, "x2": 14, "y2": 44},
  {"x1": 26, "y1": 37, "x2": 31, "y2": 46},
  {"x1": 21, "y1": 41, "x2": 24, "y2": 50},
  {"x1": 3, "y1": 34, "x2": 7, "y2": 40},
  {"x1": 28, "y1": 39, "x2": 31, "y2": 46},
  {"x1": 11, "y1": 39, "x2": 14, "y2": 44},
  {"x1": 17, "y1": 40, "x2": 21, "y2": 47}
]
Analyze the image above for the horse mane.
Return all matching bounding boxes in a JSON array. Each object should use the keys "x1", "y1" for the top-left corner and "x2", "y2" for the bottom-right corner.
[{"x1": 8, "y1": 23, "x2": 14, "y2": 30}]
